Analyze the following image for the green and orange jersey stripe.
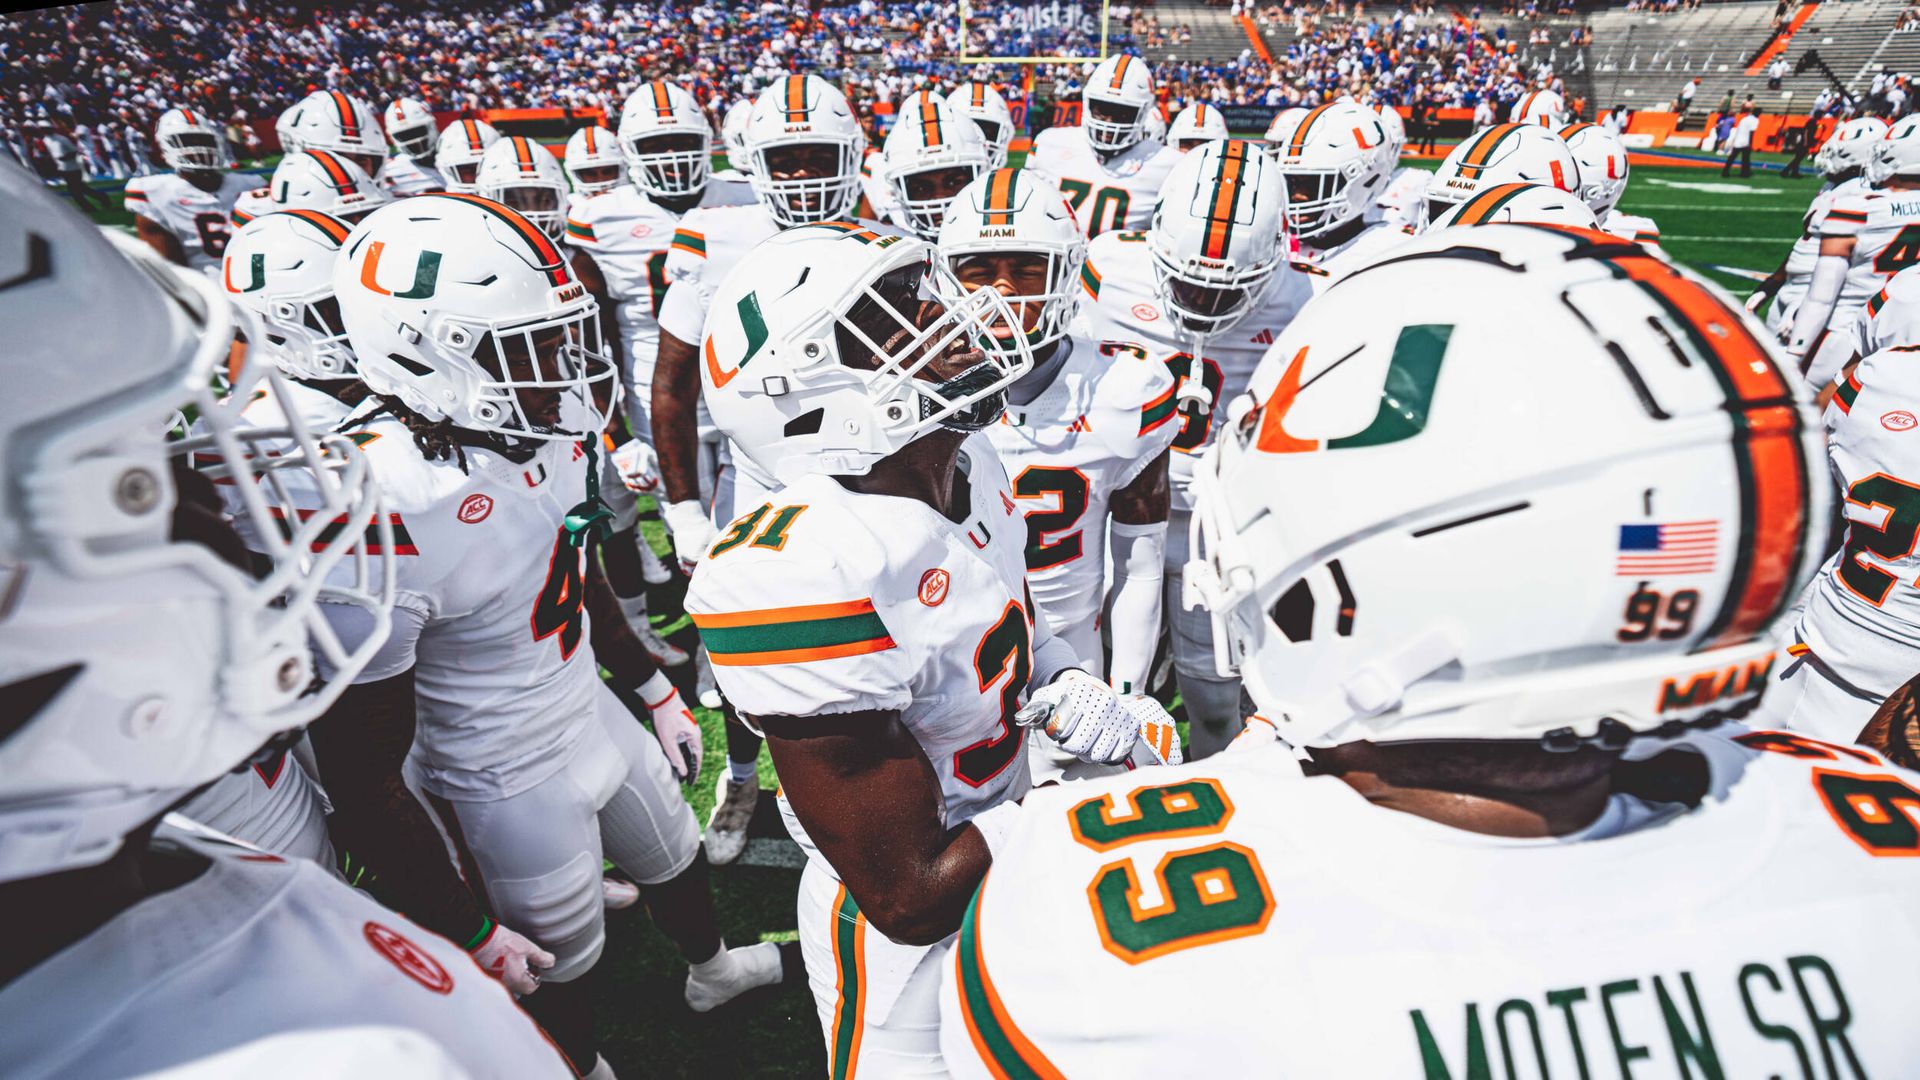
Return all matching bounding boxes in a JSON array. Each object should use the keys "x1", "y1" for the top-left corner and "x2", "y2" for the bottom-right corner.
[
  {"x1": 426, "y1": 192, "x2": 572, "y2": 287},
  {"x1": 670, "y1": 227, "x2": 707, "y2": 256},
  {"x1": 1826, "y1": 207, "x2": 1868, "y2": 224},
  {"x1": 279, "y1": 208, "x2": 352, "y2": 244},
  {"x1": 981, "y1": 167, "x2": 1019, "y2": 225},
  {"x1": 1287, "y1": 102, "x2": 1337, "y2": 157},
  {"x1": 827, "y1": 886, "x2": 866, "y2": 1080},
  {"x1": 565, "y1": 217, "x2": 596, "y2": 243},
  {"x1": 955, "y1": 884, "x2": 1066, "y2": 1080},
  {"x1": 124, "y1": 187, "x2": 149, "y2": 202},
  {"x1": 1455, "y1": 123, "x2": 1522, "y2": 180},
  {"x1": 1834, "y1": 369, "x2": 1865, "y2": 414},
  {"x1": 1200, "y1": 140, "x2": 1252, "y2": 259},
  {"x1": 1609, "y1": 252, "x2": 1810, "y2": 649},
  {"x1": 1448, "y1": 182, "x2": 1536, "y2": 225},
  {"x1": 1139, "y1": 383, "x2": 1179, "y2": 435},
  {"x1": 328, "y1": 90, "x2": 361, "y2": 139},
  {"x1": 785, "y1": 75, "x2": 810, "y2": 123},
  {"x1": 917, "y1": 98, "x2": 944, "y2": 147},
  {"x1": 1869, "y1": 286, "x2": 1892, "y2": 318},
  {"x1": 690, "y1": 599, "x2": 895, "y2": 666},
  {"x1": 270, "y1": 508, "x2": 417, "y2": 555},
  {"x1": 303, "y1": 149, "x2": 358, "y2": 193},
  {"x1": 1079, "y1": 261, "x2": 1102, "y2": 298}
]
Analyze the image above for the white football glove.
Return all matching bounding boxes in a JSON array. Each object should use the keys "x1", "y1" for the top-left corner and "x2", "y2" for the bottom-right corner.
[
  {"x1": 646, "y1": 687, "x2": 704, "y2": 784},
  {"x1": 1123, "y1": 694, "x2": 1184, "y2": 768},
  {"x1": 1744, "y1": 290, "x2": 1768, "y2": 314},
  {"x1": 468, "y1": 921, "x2": 555, "y2": 997},
  {"x1": 1017, "y1": 669, "x2": 1139, "y2": 765},
  {"x1": 661, "y1": 498, "x2": 717, "y2": 574},
  {"x1": 611, "y1": 440, "x2": 661, "y2": 494}
]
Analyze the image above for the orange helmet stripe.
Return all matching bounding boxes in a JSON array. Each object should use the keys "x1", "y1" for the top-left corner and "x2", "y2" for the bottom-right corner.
[
  {"x1": 1451, "y1": 182, "x2": 1532, "y2": 225},
  {"x1": 1110, "y1": 55, "x2": 1132, "y2": 90},
  {"x1": 281, "y1": 208, "x2": 351, "y2": 244},
  {"x1": 1202, "y1": 140, "x2": 1251, "y2": 260},
  {"x1": 512, "y1": 135, "x2": 537, "y2": 173},
  {"x1": 306, "y1": 149, "x2": 356, "y2": 192},
  {"x1": 430, "y1": 192, "x2": 571, "y2": 287},
  {"x1": 1288, "y1": 103, "x2": 1336, "y2": 157},
  {"x1": 461, "y1": 119, "x2": 481, "y2": 147},
  {"x1": 785, "y1": 76, "x2": 809, "y2": 123},
  {"x1": 1457, "y1": 123, "x2": 1521, "y2": 179},
  {"x1": 329, "y1": 90, "x2": 359, "y2": 138},
  {"x1": 972, "y1": 83, "x2": 987, "y2": 107}
]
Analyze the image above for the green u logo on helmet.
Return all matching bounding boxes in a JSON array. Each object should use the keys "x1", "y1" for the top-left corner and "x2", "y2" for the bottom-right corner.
[
  {"x1": 359, "y1": 241, "x2": 442, "y2": 300},
  {"x1": 224, "y1": 253, "x2": 266, "y2": 294}
]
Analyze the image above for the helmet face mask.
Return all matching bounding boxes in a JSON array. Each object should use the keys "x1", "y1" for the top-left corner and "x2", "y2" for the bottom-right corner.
[
  {"x1": 390, "y1": 123, "x2": 434, "y2": 158},
  {"x1": 157, "y1": 109, "x2": 233, "y2": 173},
  {"x1": 936, "y1": 168, "x2": 1087, "y2": 353},
  {"x1": 1082, "y1": 54, "x2": 1155, "y2": 154},
  {"x1": 946, "y1": 82, "x2": 1016, "y2": 169},
  {"x1": 754, "y1": 140, "x2": 862, "y2": 226},
  {"x1": 1149, "y1": 140, "x2": 1285, "y2": 336},
  {"x1": 951, "y1": 250, "x2": 1062, "y2": 349},
  {"x1": 476, "y1": 137, "x2": 570, "y2": 240},
  {"x1": 1269, "y1": 102, "x2": 1393, "y2": 239},
  {"x1": 885, "y1": 97, "x2": 991, "y2": 240},
  {"x1": 624, "y1": 131, "x2": 709, "y2": 198}
]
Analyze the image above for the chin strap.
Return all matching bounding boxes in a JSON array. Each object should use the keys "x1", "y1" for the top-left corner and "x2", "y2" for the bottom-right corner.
[{"x1": 564, "y1": 437, "x2": 615, "y2": 548}]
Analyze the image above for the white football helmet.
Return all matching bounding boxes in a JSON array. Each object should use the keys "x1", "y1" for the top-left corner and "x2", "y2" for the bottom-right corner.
[
  {"x1": 1425, "y1": 123, "x2": 1579, "y2": 225},
  {"x1": 1816, "y1": 116, "x2": 1889, "y2": 179},
  {"x1": 1869, "y1": 115, "x2": 1920, "y2": 182},
  {"x1": 155, "y1": 107, "x2": 233, "y2": 173},
  {"x1": 1149, "y1": 139, "x2": 1286, "y2": 335},
  {"x1": 1187, "y1": 224, "x2": 1827, "y2": 748},
  {"x1": 269, "y1": 150, "x2": 390, "y2": 223},
  {"x1": 701, "y1": 223, "x2": 1033, "y2": 484},
  {"x1": 946, "y1": 81, "x2": 1016, "y2": 168},
  {"x1": 336, "y1": 193, "x2": 612, "y2": 441},
  {"x1": 1082, "y1": 53, "x2": 1156, "y2": 153},
  {"x1": 1559, "y1": 121, "x2": 1631, "y2": 216},
  {"x1": 1268, "y1": 101, "x2": 1395, "y2": 239},
  {"x1": 1261, "y1": 106, "x2": 1307, "y2": 156},
  {"x1": 744, "y1": 75, "x2": 867, "y2": 228},
  {"x1": 279, "y1": 90, "x2": 387, "y2": 178},
  {"x1": 1368, "y1": 102, "x2": 1407, "y2": 158},
  {"x1": 1427, "y1": 182, "x2": 1600, "y2": 230},
  {"x1": 884, "y1": 96, "x2": 990, "y2": 240},
  {"x1": 618, "y1": 80, "x2": 712, "y2": 200},
  {"x1": 0, "y1": 160, "x2": 393, "y2": 882},
  {"x1": 1143, "y1": 106, "x2": 1169, "y2": 144},
  {"x1": 1168, "y1": 102, "x2": 1230, "y2": 152},
  {"x1": 222, "y1": 210, "x2": 358, "y2": 380},
  {"x1": 721, "y1": 98, "x2": 755, "y2": 175},
  {"x1": 384, "y1": 97, "x2": 438, "y2": 159},
  {"x1": 937, "y1": 167, "x2": 1087, "y2": 352},
  {"x1": 1511, "y1": 88, "x2": 1568, "y2": 128},
  {"x1": 564, "y1": 125, "x2": 624, "y2": 197},
  {"x1": 433, "y1": 118, "x2": 501, "y2": 193},
  {"x1": 475, "y1": 136, "x2": 570, "y2": 240}
]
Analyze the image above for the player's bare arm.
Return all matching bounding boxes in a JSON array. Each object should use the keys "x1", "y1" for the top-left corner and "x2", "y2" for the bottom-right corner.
[
  {"x1": 757, "y1": 709, "x2": 994, "y2": 945},
  {"x1": 651, "y1": 325, "x2": 702, "y2": 505},
  {"x1": 134, "y1": 214, "x2": 188, "y2": 266}
]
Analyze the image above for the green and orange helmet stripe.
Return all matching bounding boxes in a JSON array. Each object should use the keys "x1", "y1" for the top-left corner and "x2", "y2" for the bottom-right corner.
[
  {"x1": 179, "y1": 108, "x2": 203, "y2": 128},
  {"x1": 650, "y1": 80, "x2": 675, "y2": 121},
  {"x1": 1454, "y1": 123, "x2": 1523, "y2": 180},
  {"x1": 279, "y1": 208, "x2": 353, "y2": 245},
  {"x1": 1201, "y1": 140, "x2": 1253, "y2": 260},
  {"x1": 581, "y1": 127, "x2": 600, "y2": 154},
  {"x1": 1559, "y1": 121, "x2": 1597, "y2": 141},
  {"x1": 971, "y1": 82, "x2": 988, "y2": 107},
  {"x1": 785, "y1": 75, "x2": 810, "y2": 123},
  {"x1": 980, "y1": 167, "x2": 1019, "y2": 225},
  {"x1": 1109, "y1": 54, "x2": 1133, "y2": 90},
  {"x1": 303, "y1": 149, "x2": 359, "y2": 194},
  {"x1": 426, "y1": 192, "x2": 573, "y2": 288},
  {"x1": 460, "y1": 119, "x2": 484, "y2": 148},
  {"x1": 1448, "y1": 182, "x2": 1538, "y2": 225},
  {"x1": 328, "y1": 90, "x2": 361, "y2": 139},
  {"x1": 1192, "y1": 102, "x2": 1212, "y2": 125},
  {"x1": 1287, "y1": 102, "x2": 1338, "y2": 157},
  {"x1": 509, "y1": 135, "x2": 540, "y2": 175},
  {"x1": 917, "y1": 97, "x2": 944, "y2": 147}
]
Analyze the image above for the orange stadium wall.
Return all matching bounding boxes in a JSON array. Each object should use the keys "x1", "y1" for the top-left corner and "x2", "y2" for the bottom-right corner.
[{"x1": 1616, "y1": 111, "x2": 1835, "y2": 152}]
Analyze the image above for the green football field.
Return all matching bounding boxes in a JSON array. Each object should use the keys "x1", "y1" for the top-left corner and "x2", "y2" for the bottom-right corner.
[{"x1": 60, "y1": 146, "x2": 1819, "y2": 1077}]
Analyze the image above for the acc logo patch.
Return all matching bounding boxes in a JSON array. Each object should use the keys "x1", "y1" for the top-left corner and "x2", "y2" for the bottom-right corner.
[
  {"x1": 1131, "y1": 303, "x2": 1159, "y2": 322},
  {"x1": 458, "y1": 493, "x2": 494, "y2": 523},
  {"x1": 629, "y1": 222, "x2": 654, "y2": 239},
  {"x1": 364, "y1": 921, "x2": 454, "y2": 994},
  {"x1": 918, "y1": 568, "x2": 951, "y2": 607},
  {"x1": 1883, "y1": 410, "x2": 1917, "y2": 432}
]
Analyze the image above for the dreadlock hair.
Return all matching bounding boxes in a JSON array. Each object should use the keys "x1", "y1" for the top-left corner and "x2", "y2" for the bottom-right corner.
[{"x1": 364, "y1": 395, "x2": 472, "y2": 472}]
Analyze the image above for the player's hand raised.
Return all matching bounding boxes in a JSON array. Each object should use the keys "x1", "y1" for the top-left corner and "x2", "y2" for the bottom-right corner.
[{"x1": 468, "y1": 920, "x2": 555, "y2": 997}]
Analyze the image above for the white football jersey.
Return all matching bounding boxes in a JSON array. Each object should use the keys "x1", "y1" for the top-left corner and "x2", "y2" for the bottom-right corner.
[
  {"x1": 1601, "y1": 209, "x2": 1662, "y2": 247},
  {"x1": 0, "y1": 826, "x2": 569, "y2": 1079},
  {"x1": 1371, "y1": 166, "x2": 1430, "y2": 231},
  {"x1": 226, "y1": 185, "x2": 275, "y2": 229},
  {"x1": 378, "y1": 154, "x2": 445, "y2": 196},
  {"x1": 322, "y1": 418, "x2": 600, "y2": 801},
  {"x1": 686, "y1": 434, "x2": 1036, "y2": 861},
  {"x1": 124, "y1": 171, "x2": 258, "y2": 271},
  {"x1": 1796, "y1": 350, "x2": 1920, "y2": 697},
  {"x1": 986, "y1": 335, "x2": 1178, "y2": 633},
  {"x1": 940, "y1": 730, "x2": 1920, "y2": 1078},
  {"x1": 1075, "y1": 230, "x2": 1315, "y2": 507},
  {"x1": 1819, "y1": 187, "x2": 1920, "y2": 311},
  {"x1": 175, "y1": 749, "x2": 332, "y2": 865},
  {"x1": 1027, "y1": 126, "x2": 1183, "y2": 238},
  {"x1": 1294, "y1": 219, "x2": 1417, "y2": 282},
  {"x1": 1774, "y1": 177, "x2": 1872, "y2": 332},
  {"x1": 1854, "y1": 265, "x2": 1920, "y2": 356}
]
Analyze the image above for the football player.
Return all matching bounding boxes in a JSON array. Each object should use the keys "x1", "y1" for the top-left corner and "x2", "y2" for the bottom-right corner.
[
  {"x1": 947, "y1": 80, "x2": 1017, "y2": 169},
  {"x1": 1427, "y1": 181, "x2": 1600, "y2": 229},
  {"x1": 685, "y1": 224, "x2": 1168, "y2": 1075},
  {"x1": 569, "y1": 80, "x2": 752, "y2": 669},
  {"x1": 715, "y1": 98, "x2": 756, "y2": 183},
  {"x1": 936, "y1": 226, "x2": 1920, "y2": 1079},
  {"x1": 1076, "y1": 140, "x2": 1315, "y2": 757},
  {"x1": 1166, "y1": 102, "x2": 1229, "y2": 152},
  {"x1": 1785, "y1": 132, "x2": 1920, "y2": 388},
  {"x1": 1750, "y1": 115, "x2": 1884, "y2": 335},
  {"x1": 942, "y1": 167, "x2": 1179, "y2": 706},
  {"x1": 1027, "y1": 53, "x2": 1183, "y2": 238},
  {"x1": 1422, "y1": 122, "x2": 1581, "y2": 226},
  {"x1": 125, "y1": 108, "x2": 256, "y2": 272},
  {"x1": 1260, "y1": 105, "x2": 1306, "y2": 157},
  {"x1": 236, "y1": 149, "x2": 390, "y2": 227},
  {"x1": 879, "y1": 95, "x2": 991, "y2": 240},
  {"x1": 1759, "y1": 343, "x2": 1920, "y2": 742},
  {"x1": 316, "y1": 195, "x2": 783, "y2": 1076},
  {"x1": 1852, "y1": 263, "x2": 1920, "y2": 360},
  {"x1": 1560, "y1": 121, "x2": 1660, "y2": 246},
  {"x1": 562, "y1": 124, "x2": 625, "y2": 209},
  {"x1": 648, "y1": 74, "x2": 891, "y2": 861},
  {"x1": 279, "y1": 89, "x2": 388, "y2": 179},
  {"x1": 1367, "y1": 101, "x2": 1430, "y2": 231},
  {"x1": 435, "y1": 117, "x2": 501, "y2": 194},
  {"x1": 0, "y1": 158, "x2": 568, "y2": 1078},
  {"x1": 475, "y1": 136, "x2": 571, "y2": 241},
  {"x1": 1267, "y1": 100, "x2": 1411, "y2": 278},
  {"x1": 381, "y1": 96, "x2": 445, "y2": 195},
  {"x1": 1511, "y1": 86, "x2": 1569, "y2": 127},
  {"x1": 858, "y1": 88, "x2": 942, "y2": 227}
]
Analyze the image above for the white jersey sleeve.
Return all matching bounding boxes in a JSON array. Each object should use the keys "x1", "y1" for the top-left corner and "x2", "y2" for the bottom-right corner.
[
  {"x1": 378, "y1": 154, "x2": 445, "y2": 196},
  {"x1": 1827, "y1": 190, "x2": 1920, "y2": 309},
  {"x1": 124, "y1": 171, "x2": 257, "y2": 271},
  {"x1": 226, "y1": 185, "x2": 276, "y2": 228},
  {"x1": 940, "y1": 730, "x2": 1920, "y2": 1078},
  {"x1": 1856, "y1": 265, "x2": 1920, "y2": 356},
  {"x1": 566, "y1": 186, "x2": 683, "y2": 403},
  {"x1": 655, "y1": 202, "x2": 782, "y2": 344},
  {"x1": 0, "y1": 829, "x2": 569, "y2": 1079},
  {"x1": 1027, "y1": 126, "x2": 1181, "y2": 238},
  {"x1": 1371, "y1": 167, "x2": 1431, "y2": 231}
]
